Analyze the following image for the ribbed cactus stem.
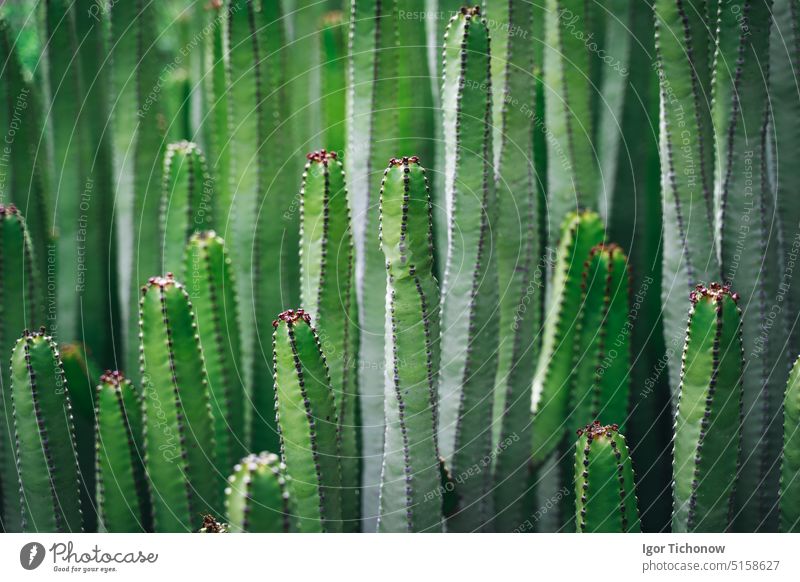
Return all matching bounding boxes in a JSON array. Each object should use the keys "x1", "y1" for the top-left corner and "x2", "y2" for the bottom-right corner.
[
  {"x1": 10, "y1": 328, "x2": 82, "y2": 532},
  {"x1": 377, "y1": 157, "x2": 442, "y2": 533},
  {"x1": 161, "y1": 141, "x2": 214, "y2": 274},
  {"x1": 95, "y1": 371, "x2": 149, "y2": 532},
  {"x1": 300, "y1": 150, "x2": 360, "y2": 531},
  {"x1": 0, "y1": 204, "x2": 39, "y2": 532},
  {"x1": 272, "y1": 309, "x2": 343, "y2": 532},
  {"x1": 571, "y1": 244, "x2": 632, "y2": 430},
  {"x1": 225, "y1": 452, "x2": 294, "y2": 532},
  {"x1": 781, "y1": 355, "x2": 800, "y2": 532},
  {"x1": 531, "y1": 210, "x2": 605, "y2": 465},
  {"x1": 321, "y1": 12, "x2": 346, "y2": 153},
  {"x1": 139, "y1": 273, "x2": 220, "y2": 532},
  {"x1": 438, "y1": 6, "x2": 499, "y2": 532},
  {"x1": 673, "y1": 283, "x2": 743, "y2": 533},
  {"x1": 574, "y1": 421, "x2": 640, "y2": 532},
  {"x1": 184, "y1": 231, "x2": 245, "y2": 487}
]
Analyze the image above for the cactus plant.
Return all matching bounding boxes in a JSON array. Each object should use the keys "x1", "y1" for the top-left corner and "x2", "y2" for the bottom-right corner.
[
  {"x1": 321, "y1": 11, "x2": 347, "y2": 154},
  {"x1": 183, "y1": 232, "x2": 246, "y2": 487},
  {"x1": 781, "y1": 355, "x2": 800, "y2": 532},
  {"x1": 531, "y1": 210, "x2": 605, "y2": 465},
  {"x1": 139, "y1": 273, "x2": 220, "y2": 532},
  {"x1": 225, "y1": 452, "x2": 294, "y2": 532},
  {"x1": 574, "y1": 421, "x2": 641, "y2": 533},
  {"x1": 438, "y1": 6, "x2": 499, "y2": 532},
  {"x1": 9, "y1": 328, "x2": 83, "y2": 532},
  {"x1": 0, "y1": 204, "x2": 39, "y2": 532},
  {"x1": 160, "y1": 141, "x2": 214, "y2": 275},
  {"x1": 272, "y1": 309, "x2": 342, "y2": 532},
  {"x1": 300, "y1": 150, "x2": 360, "y2": 531},
  {"x1": 377, "y1": 157, "x2": 442, "y2": 533},
  {"x1": 95, "y1": 371, "x2": 149, "y2": 533},
  {"x1": 672, "y1": 283, "x2": 743, "y2": 533}
]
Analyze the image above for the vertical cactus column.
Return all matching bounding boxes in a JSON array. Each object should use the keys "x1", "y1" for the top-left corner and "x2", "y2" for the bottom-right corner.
[
  {"x1": 531, "y1": 210, "x2": 605, "y2": 465},
  {"x1": 673, "y1": 283, "x2": 743, "y2": 533},
  {"x1": 273, "y1": 309, "x2": 343, "y2": 532},
  {"x1": 10, "y1": 329, "x2": 82, "y2": 532},
  {"x1": 160, "y1": 141, "x2": 214, "y2": 275},
  {"x1": 139, "y1": 274, "x2": 220, "y2": 532},
  {"x1": 95, "y1": 371, "x2": 149, "y2": 532},
  {"x1": 781, "y1": 355, "x2": 800, "y2": 532},
  {"x1": 225, "y1": 452, "x2": 294, "y2": 532},
  {"x1": 300, "y1": 150, "x2": 360, "y2": 531},
  {"x1": 438, "y1": 6, "x2": 499, "y2": 532},
  {"x1": 0, "y1": 205, "x2": 39, "y2": 532},
  {"x1": 321, "y1": 11, "x2": 347, "y2": 154},
  {"x1": 184, "y1": 232, "x2": 246, "y2": 488},
  {"x1": 574, "y1": 422, "x2": 640, "y2": 532},
  {"x1": 377, "y1": 157, "x2": 442, "y2": 533}
]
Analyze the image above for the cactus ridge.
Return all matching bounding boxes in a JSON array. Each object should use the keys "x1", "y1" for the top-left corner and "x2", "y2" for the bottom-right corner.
[
  {"x1": 10, "y1": 328, "x2": 83, "y2": 532},
  {"x1": 781, "y1": 355, "x2": 800, "y2": 532},
  {"x1": 225, "y1": 452, "x2": 294, "y2": 532}
]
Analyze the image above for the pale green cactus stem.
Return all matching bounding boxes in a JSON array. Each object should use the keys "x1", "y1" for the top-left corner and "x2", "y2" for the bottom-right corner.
[
  {"x1": 377, "y1": 157, "x2": 443, "y2": 533},
  {"x1": 10, "y1": 328, "x2": 83, "y2": 532},
  {"x1": 272, "y1": 309, "x2": 343, "y2": 532},
  {"x1": 672, "y1": 283, "x2": 743, "y2": 533},
  {"x1": 438, "y1": 6, "x2": 499, "y2": 533},
  {"x1": 161, "y1": 141, "x2": 214, "y2": 275},
  {"x1": 139, "y1": 273, "x2": 220, "y2": 532},
  {"x1": 95, "y1": 371, "x2": 149, "y2": 532},
  {"x1": 184, "y1": 232, "x2": 246, "y2": 490},
  {"x1": 225, "y1": 452, "x2": 294, "y2": 532},
  {"x1": 781, "y1": 355, "x2": 800, "y2": 532},
  {"x1": 574, "y1": 422, "x2": 640, "y2": 533}
]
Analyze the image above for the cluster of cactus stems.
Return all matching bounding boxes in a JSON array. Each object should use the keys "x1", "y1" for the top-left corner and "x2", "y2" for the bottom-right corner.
[{"x1": 5, "y1": 0, "x2": 800, "y2": 536}]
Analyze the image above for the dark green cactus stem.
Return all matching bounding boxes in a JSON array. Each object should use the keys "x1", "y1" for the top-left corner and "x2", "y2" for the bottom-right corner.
[
  {"x1": 95, "y1": 371, "x2": 149, "y2": 532},
  {"x1": 139, "y1": 273, "x2": 220, "y2": 532},
  {"x1": 781, "y1": 355, "x2": 800, "y2": 532},
  {"x1": 0, "y1": 205, "x2": 39, "y2": 532},
  {"x1": 570, "y1": 244, "x2": 632, "y2": 431},
  {"x1": 531, "y1": 210, "x2": 605, "y2": 465},
  {"x1": 574, "y1": 422, "x2": 640, "y2": 532},
  {"x1": 320, "y1": 11, "x2": 346, "y2": 154},
  {"x1": 273, "y1": 309, "x2": 342, "y2": 532},
  {"x1": 10, "y1": 328, "x2": 82, "y2": 532},
  {"x1": 673, "y1": 283, "x2": 743, "y2": 533},
  {"x1": 161, "y1": 141, "x2": 214, "y2": 275},
  {"x1": 438, "y1": 6, "x2": 499, "y2": 532},
  {"x1": 377, "y1": 157, "x2": 442, "y2": 533},
  {"x1": 184, "y1": 231, "x2": 246, "y2": 489},
  {"x1": 225, "y1": 452, "x2": 294, "y2": 532},
  {"x1": 300, "y1": 150, "x2": 360, "y2": 531}
]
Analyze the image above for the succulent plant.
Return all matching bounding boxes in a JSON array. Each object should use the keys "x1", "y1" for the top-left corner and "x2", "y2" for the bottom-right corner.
[
  {"x1": 95, "y1": 371, "x2": 149, "y2": 532},
  {"x1": 574, "y1": 422, "x2": 640, "y2": 533},
  {"x1": 139, "y1": 273, "x2": 220, "y2": 532},
  {"x1": 781, "y1": 355, "x2": 800, "y2": 532},
  {"x1": 272, "y1": 309, "x2": 342, "y2": 532},
  {"x1": 10, "y1": 328, "x2": 83, "y2": 532},
  {"x1": 672, "y1": 283, "x2": 743, "y2": 533},
  {"x1": 377, "y1": 157, "x2": 442, "y2": 533},
  {"x1": 321, "y1": 11, "x2": 347, "y2": 154},
  {"x1": 225, "y1": 452, "x2": 294, "y2": 532}
]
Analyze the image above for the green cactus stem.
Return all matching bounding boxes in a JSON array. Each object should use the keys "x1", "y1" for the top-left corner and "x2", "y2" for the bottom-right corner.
[
  {"x1": 570, "y1": 244, "x2": 632, "y2": 431},
  {"x1": 161, "y1": 141, "x2": 214, "y2": 275},
  {"x1": 672, "y1": 283, "x2": 743, "y2": 533},
  {"x1": 531, "y1": 210, "x2": 605, "y2": 465},
  {"x1": 95, "y1": 371, "x2": 149, "y2": 532},
  {"x1": 574, "y1": 421, "x2": 640, "y2": 532},
  {"x1": 300, "y1": 150, "x2": 360, "y2": 531},
  {"x1": 225, "y1": 452, "x2": 294, "y2": 532},
  {"x1": 321, "y1": 11, "x2": 347, "y2": 154},
  {"x1": 377, "y1": 157, "x2": 442, "y2": 533},
  {"x1": 272, "y1": 309, "x2": 343, "y2": 532},
  {"x1": 183, "y1": 232, "x2": 246, "y2": 490},
  {"x1": 438, "y1": 6, "x2": 499, "y2": 532},
  {"x1": 139, "y1": 273, "x2": 220, "y2": 532},
  {"x1": 0, "y1": 204, "x2": 39, "y2": 532},
  {"x1": 781, "y1": 355, "x2": 800, "y2": 532},
  {"x1": 10, "y1": 328, "x2": 82, "y2": 532}
]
